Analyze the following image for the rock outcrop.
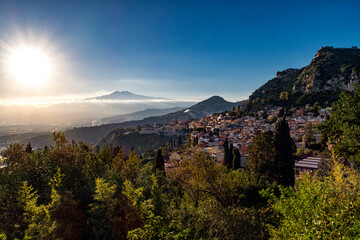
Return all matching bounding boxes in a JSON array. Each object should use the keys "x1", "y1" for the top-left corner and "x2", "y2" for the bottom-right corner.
[
  {"x1": 293, "y1": 46, "x2": 360, "y2": 93},
  {"x1": 248, "y1": 46, "x2": 360, "y2": 110}
]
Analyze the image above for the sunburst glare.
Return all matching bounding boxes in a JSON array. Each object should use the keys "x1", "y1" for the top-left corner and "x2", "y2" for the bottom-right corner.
[{"x1": 6, "y1": 46, "x2": 53, "y2": 87}]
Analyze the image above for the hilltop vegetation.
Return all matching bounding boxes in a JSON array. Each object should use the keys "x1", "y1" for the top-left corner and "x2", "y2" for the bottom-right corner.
[{"x1": 248, "y1": 47, "x2": 360, "y2": 111}]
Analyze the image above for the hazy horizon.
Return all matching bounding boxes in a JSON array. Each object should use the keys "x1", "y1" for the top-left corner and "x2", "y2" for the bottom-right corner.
[{"x1": 0, "y1": 0, "x2": 360, "y2": 127}]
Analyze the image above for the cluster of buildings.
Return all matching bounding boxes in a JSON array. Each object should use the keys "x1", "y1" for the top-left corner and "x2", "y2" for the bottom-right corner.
[
  {"x1": 136, "y1": 106, "x2": 331, "y2": 163},
  {"x1": 183, "y1": 106, "x2": 330, "y2": 162},
  {"x1": 151, "y1": 106, "x2": 332, "y2": 177}
]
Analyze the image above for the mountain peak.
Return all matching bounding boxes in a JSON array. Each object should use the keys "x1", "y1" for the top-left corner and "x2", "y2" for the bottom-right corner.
[
  {"x1": 295, "y1": 46, "x2": 360, "y2": 93},
  {"x1": 86, "y1": 91, "x2": 168, "y2": 101},
  {"x1": 198, "y1": 95, "x2": 226, "y2": 104},
  {"x1": 208, "y1": 95, "x2": 224, "y2": 100},
  {"x1": 112, "y1": 90, "x2": 131, "y2": 94},
  {"x1": 189, "y1": 95, "x2": 236, "y2": 112}
]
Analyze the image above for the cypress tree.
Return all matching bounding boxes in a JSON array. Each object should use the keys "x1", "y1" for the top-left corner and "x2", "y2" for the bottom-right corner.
[
  {"x1": 155, "y1": 148, "x2": 165, "y2": 172},
  {"x1": 222, "y1": 139, "x2": 238, "y2": 169},
  {"x1": 222, "y1": 139, "x2": 230, "y2": 167},
  {"x1": 233, "y1": 148, "x2": 241, "y2": 170},
  {"x1": 274, "y1": 117, "x2": 295, "y2": 186},
  {"x1": 228, "y1": 144, "x2": 234, "y2": 169}
]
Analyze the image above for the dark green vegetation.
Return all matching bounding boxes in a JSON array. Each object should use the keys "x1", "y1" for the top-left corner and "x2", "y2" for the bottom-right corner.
[
  {"x1": 322, "y1": 86, "x2": 360, "y2": 164},
  {"x1": 2, "y1": 86, "x2": 360, "y2": 239},
  {"x1": 263, "y1": 84, "x2": 360, "y2": 239},
  {"x1": 246, "y1": 118, "x2": 295, "y2": 187},
  {"x1": 248, "y1": 47, "x2": 360, "y2": 111},
  {"x1": 0, "y1": 133, "x2": 278, "y2": 240},
  {"x1": 222, "y1": 138, "x2": 241, "y2": 170},
  {"x1": 97, "y1": 129, "x2": 175, "y2": 156},
  {"x1": 2, "y1": 47, "x2": 360, "y2": 239},
  {"x1": 263, "y1": 160, "x2": 360, "y2": 239}
]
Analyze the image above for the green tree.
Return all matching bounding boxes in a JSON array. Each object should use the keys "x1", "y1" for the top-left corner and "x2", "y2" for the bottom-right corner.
[
  {"x1": 222, "y1": 139, "x2": 233, "y2": 169},
  {"x1": 264, "y1": 159, "x2": 360, "y2": 239},
  {"x1": 304, "y1": 123, "x2": 315, "y2": 147},
  {"x1": 19, "y1": 168, "x2": 63, "y2": 240},
  {"x1": 25, "y1": 142, "x2": 33, "y2": 154},
  {"x1": 154, "y1": 148, "x2": 165, "y2": 172},
  {"x1": 88, "y1": 178, "x2": 116, "y2": 240},
  {"x1": 247, "y1": 130, "x2": 276, "y2": 181},
  {"x1": 232, "y1": 148, "x2": 241, "y2": 170},
  {"x1": 322, "y1": 86, "x2": 360, "y2": 164},
  {"x1": 53, "y1": 191, "x2": 86, "y2": 240},
  {"x1": 274, "y1": 117, "x2": 295, "y2": 186},
  {"x1": 2, "y1": 143, "x2": 26, "y2": 168}
]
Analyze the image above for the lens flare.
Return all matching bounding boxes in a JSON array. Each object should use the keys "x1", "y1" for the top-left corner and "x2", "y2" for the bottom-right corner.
[{"x1": 7, "y1": 46, "x2": 53, "y2": 87}]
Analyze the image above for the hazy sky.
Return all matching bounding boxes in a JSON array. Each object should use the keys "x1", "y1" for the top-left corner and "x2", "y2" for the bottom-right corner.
[{"x1": 0, "y1": 0, "x2": 360, "y2": 101}]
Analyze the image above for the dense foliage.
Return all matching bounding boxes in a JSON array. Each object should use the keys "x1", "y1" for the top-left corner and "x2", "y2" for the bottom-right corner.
[
  {"x1": 0, "y1": 132, "x2": 277, "y2": 240},
  {"x1": 264, "y1": 159, "x2": 360, "y2": 239},
  {"x1": 322, "y1": 86, "x2": 360, "y2": 164},
  {"x1": 2, "y1": 87, "x2": 360, "y2": 239}
]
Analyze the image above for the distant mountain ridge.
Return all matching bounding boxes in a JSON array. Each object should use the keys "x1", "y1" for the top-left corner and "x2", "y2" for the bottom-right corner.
[
  {"x1": 85, "y1": 91, "x2": 169, "y2": 101},
  {"x1": 122, "y1": 96, "x2": 240, "y2": 126},
  {"x1": 23, "y1": 95, "x2": 240, "y2": 148},
  {"x1": 248, "y1": 46, "x2": 360, "y2": 110},
  {"x1": 94, "y1": 106, "x2": 184, "y2": 125}
]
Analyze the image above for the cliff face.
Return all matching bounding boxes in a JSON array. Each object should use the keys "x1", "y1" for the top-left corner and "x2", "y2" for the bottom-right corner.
[
  {"x1": 293, "y1": 47, "x2": 360, "y2": 93},
  {"x1": 248, "y1": 47, "x2": 360, "y2": 110}
]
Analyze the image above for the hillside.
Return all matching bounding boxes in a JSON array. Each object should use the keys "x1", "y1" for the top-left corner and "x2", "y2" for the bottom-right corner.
[
  {"x1": 22, "y1": 123, "x2": 125, "y2": 149},
  {"x1": 294, "y1": 47, "x2": 360, "y2": 93},
  {"x1": 248, "y1": 46, "x2": 360, "y2": 110},
  {"x1": 97, "y1": 129, "x2": 174, "y2": 155},
  {"x1": 94, "y1": 107, "x2": 184, "y2": 125},
  {"x1": 116, "y1": 96, "x2": 241, "y2": 127}
]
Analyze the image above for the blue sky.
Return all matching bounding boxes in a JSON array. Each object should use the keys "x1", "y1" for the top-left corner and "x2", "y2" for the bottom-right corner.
[{"x1": 0, "y1": 0, "x2": 359, "y2": 101}]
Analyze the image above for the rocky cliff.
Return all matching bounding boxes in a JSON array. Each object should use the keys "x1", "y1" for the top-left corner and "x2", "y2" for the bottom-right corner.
[
  {"x1": 293, "y1": 46, "x2": 360, "y2": 93},
  {"x1": 249, "y1": 46, "x2": 360, "y2": 110}
]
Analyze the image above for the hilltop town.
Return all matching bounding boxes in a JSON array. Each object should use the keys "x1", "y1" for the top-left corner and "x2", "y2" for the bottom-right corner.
[{"x1": 133, "y1": 104, "x2": 331, "y2": 165}]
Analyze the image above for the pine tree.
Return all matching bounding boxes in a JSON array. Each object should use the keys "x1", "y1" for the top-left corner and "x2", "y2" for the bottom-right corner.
[{"x1": 274, "y1": 117, "x2": 295, "y2": 186}]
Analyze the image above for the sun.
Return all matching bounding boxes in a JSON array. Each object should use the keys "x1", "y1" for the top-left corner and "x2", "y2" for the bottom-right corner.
[{"x1": 7, "y1": 46, "x2": 53, "y2": 87}]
